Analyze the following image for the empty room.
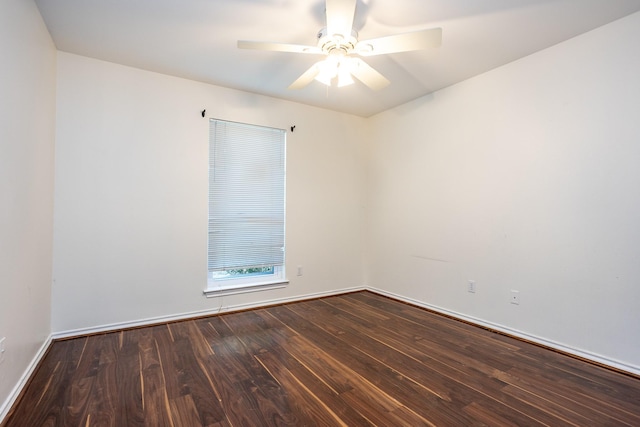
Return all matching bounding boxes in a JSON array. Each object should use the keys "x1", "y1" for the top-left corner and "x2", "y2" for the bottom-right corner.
[{"x1": 1, "y1": 0, "x2": 640, "y2": 425}]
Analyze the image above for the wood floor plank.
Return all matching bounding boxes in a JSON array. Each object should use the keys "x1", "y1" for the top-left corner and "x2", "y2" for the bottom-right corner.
[
  {"x1": 221, "y1": 312, "x2": 329, "y2": 425},
  {"x1": 256, "y1": 350, "x2": 356, "y2": 426},
  {"x1": 462, "y1": 401, "x2": 521, "y2": 427},
  {"x1": 359, "y1": 293, "x2": 640, "y2": 424},
  {"x1": 4, "y1": 338, "x2": 88, "y2": 426},
  {"x1": 269, "y1": 303, "x2": 480, "y2": 425},
  {"x1": 300, "y1": 298, "x2": 555, "y2": 426},
  {"x1": 4, "y1": 291, "x2": 640, "y2": 427},
  {"x1": 345, "y1": 292, "x2": 525, "y2": 358},
  {"x1": 204, "y1": 316, "x2": 293, "y2": 426},
  {"x1": 500, "y1": 384, "x2": 594, "y2": 426},
  {"x1": 169, "y1": 395, "x2": 202, "y2": 427},
  {"x1": 320, "y1": 297, "x2": 582, "y2": 426},
  {"x1": 138, "y1": 327, "x2": 175, "y2": 427},
  {"x1": 165, "y1": 322, "x2": 227, "y2": 425},
  {"x1": 115, "y1": 328, "x2": 145, "y2": 426},
  {"x1": 500, "y1": 366, "x2": 640, "y2": 425},
  {"x1": 225, "y1": 312, "x2": 385, "y2": 426},
  {"x1": 83, "y1": 333, "x2": 120, "y2": 427},
  {"x1": 268, "y1": 333, "x2": 431, "y2": 426},
  {"x1": 62, "y1": 376, "x2": 95, "y2": 426},
  {"x1": 340, "y1": 293, "x2": 640, "y2": 425}
]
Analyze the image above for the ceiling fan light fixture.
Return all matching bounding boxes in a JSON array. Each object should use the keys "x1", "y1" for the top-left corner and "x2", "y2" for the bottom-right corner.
[
  {"x1": 314, "y1": 58, "x2": 338, "y2": 85},
  {"x1": 337, "y1": 71, "x2": 354, "y2": 87},
  {"x1": 314, "y1": 70, "x2": 333, "y2": 86},
  {"x1": 337, "y1": 61, "x2": 354, "y2": 87},
  {"x1": 314, "y1": 55, "x2": 354, "y2": 87}
]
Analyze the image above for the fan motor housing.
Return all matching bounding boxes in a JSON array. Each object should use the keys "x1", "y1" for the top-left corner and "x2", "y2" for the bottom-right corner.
[{"x1": 317, "y1": 27, "x2": 358, "y2": 54}]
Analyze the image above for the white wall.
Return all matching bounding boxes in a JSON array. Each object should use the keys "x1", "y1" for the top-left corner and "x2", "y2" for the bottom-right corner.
[
  {"x1": 0, "y1": 0, "x2": 56, "y2": 417},
  {"x1": 52, "y1": 52, "x2": 367, "y2": 333},
  {"x1": 367, "y1": 12, "x2": 640, "y2": 372}
]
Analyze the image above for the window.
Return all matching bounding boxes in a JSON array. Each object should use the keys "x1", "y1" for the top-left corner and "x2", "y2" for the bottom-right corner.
[{"x1": 205, "y1": 119, "x2": 287, "y2": 297}]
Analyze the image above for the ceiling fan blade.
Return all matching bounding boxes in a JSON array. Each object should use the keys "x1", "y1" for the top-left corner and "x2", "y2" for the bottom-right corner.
[
  {"x1": 326, "y1": 0, "x2": 357, "y2": 37},
  {"x1": 348, "y1": 58, "x2": 390, "y2": 90},
  {"x1": 288, "y1": 63, "x2": 321, "y2": 90},
  {"x1": 356, "y1": 28, "x2": 442, "y2": 56},
  {"x1": 238, "y1": 40, "x2": 322, "y2": 54}
]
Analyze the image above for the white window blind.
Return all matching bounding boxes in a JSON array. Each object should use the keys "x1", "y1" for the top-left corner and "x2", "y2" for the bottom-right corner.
[{"x1": 208, "y1": 119, "x2": 286, "y2": 273}]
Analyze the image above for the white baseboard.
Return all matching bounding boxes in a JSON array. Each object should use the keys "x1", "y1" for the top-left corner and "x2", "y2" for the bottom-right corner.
[
  {"x1": 52, "y1": 286, "x2": 366, "y2": 340},
  {"x1": 367, "y1": 286, "x2": 640, "y2": 376},
  {"x1": 0, "y1": 335, "x2": 52, "y2": 423}
]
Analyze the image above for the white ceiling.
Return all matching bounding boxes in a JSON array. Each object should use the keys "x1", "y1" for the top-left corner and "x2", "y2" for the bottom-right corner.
[{"x1": 35, "y1": 0, "x2": 640, "y2": 117}]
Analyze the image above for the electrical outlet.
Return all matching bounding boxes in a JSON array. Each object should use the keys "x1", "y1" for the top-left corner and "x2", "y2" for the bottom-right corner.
[
  {"x1": 510, "y1": 290, "x2": 520, "y2": 305},
  {"x1": 0, "y1": 337, "x2": 6, "y2": 364},
  {"x1": 297, "y1": 265, "x2": 303, "y2": 276},
  {"x1": 468, "y1": 280, "x2": 476, "y2": 293}
]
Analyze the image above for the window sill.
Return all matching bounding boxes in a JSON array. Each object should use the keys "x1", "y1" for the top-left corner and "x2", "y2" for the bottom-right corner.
[{"x1": 203, "y1": 279, "x2": 289, "y2": 298}]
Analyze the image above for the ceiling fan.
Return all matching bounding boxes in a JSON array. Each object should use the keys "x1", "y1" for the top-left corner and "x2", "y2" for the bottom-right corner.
[{"x1": 238, "y1": 0, "x2": 442, "y2": 90}]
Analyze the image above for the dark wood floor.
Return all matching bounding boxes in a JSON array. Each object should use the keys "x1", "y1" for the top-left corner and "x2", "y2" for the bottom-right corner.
[{"x1": 4, "y1": 291, "x2": 640, "y2": 426}]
